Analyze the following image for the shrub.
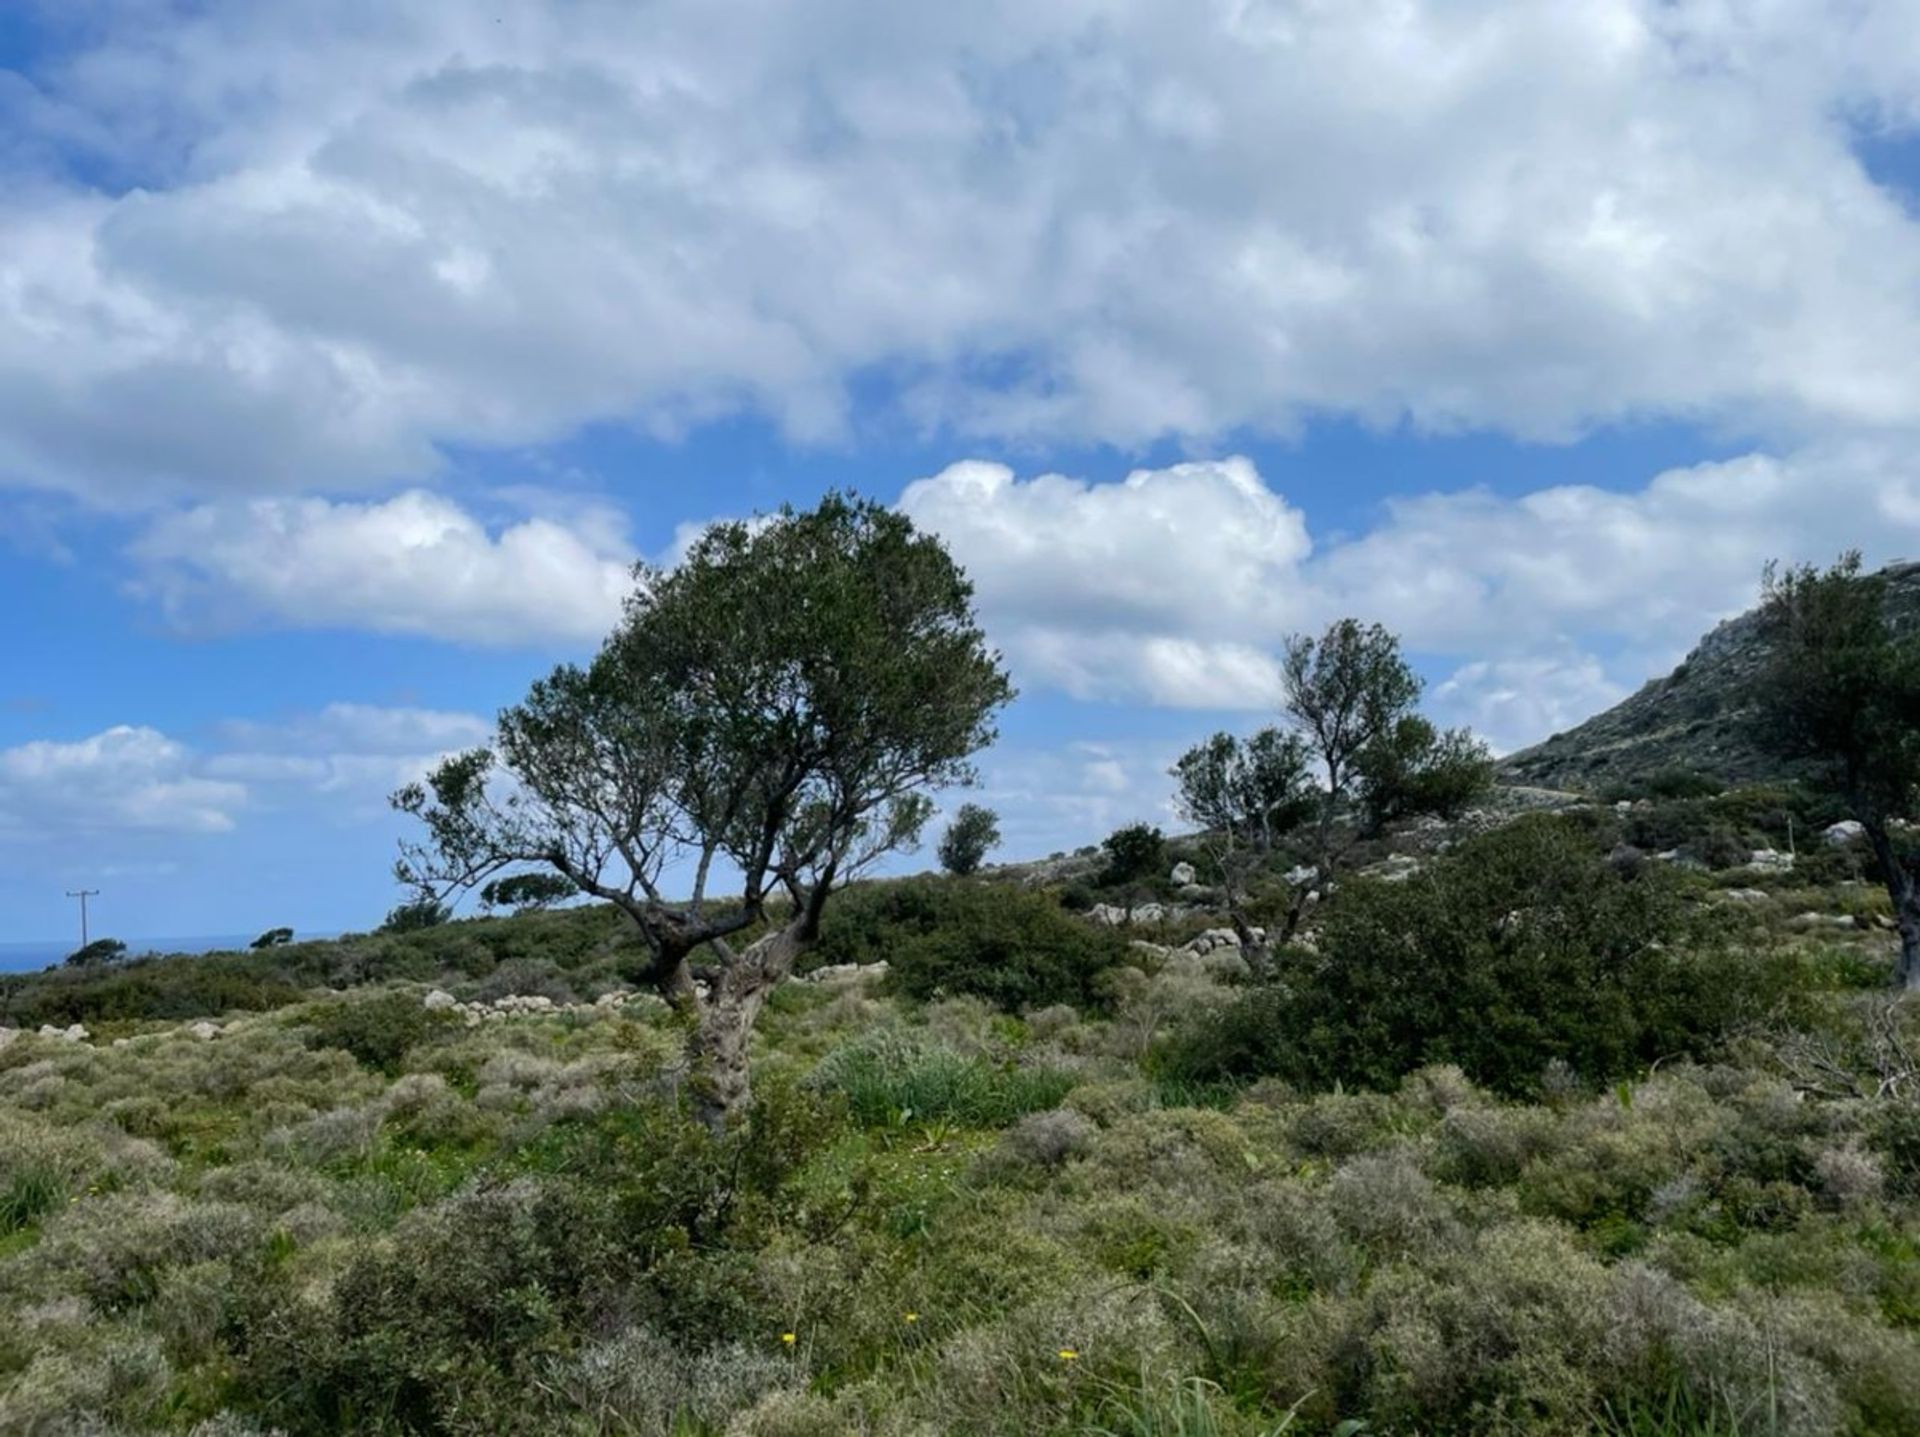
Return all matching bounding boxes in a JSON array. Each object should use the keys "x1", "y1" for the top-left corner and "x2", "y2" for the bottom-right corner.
[
  {"x1": 815, "y1": 876, "x2": 1128, "y2": 1011},
  {"x1": 301, "y1": 992, "x2": 448, "y2": 1074},
  {"x1": 378, "y1": 897, "x2": 451, "y2": 934},
  {"x1": 1161, "y1": 816, "x2": 1799, "y2": 1096}
]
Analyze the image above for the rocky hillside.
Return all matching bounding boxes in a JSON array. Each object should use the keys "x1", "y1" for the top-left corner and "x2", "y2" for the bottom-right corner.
[{"x1": 1502, "y1": 559, "x2": 1920, "y2": 794}]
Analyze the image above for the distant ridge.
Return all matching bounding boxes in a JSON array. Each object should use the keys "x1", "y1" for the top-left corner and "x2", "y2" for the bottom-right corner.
[{"x1": 1501, "y1": 559, "x2": 1920, "y2": 794}]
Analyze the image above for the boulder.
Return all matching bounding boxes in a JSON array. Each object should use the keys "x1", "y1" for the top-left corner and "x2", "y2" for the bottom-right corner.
[
  {"x1": 1825, "y1": 820, "x2": 1867, "y2": 846},
  {"x1": 422, "y1": 988, "x2": 458, "y2": 1011},
  {"x1": 1746, "y1": 848, "x2": 1795, "y2": 872},
  {"x1": 186, "y1": 1020, "x2": 221, "y2": 1041},
  {"x1": 1716, "y1": 888, "x2": 1770, "y2": 904},
  {"x1": 38, "y1": 1023, "x2": 87, "y2": 1043},
  {"x1": 1087, "y1": 904, "x2": 1129, "y2": 927},
  {"x1": 1283, "y1": 864, "x2": 1319, "y2": 888},
  {"x1": 1131, "y1": 902, "x2": 1168, "y2": 924},
  {"x1": 1169, "y1": 861, "x2": 1198, "y2": 886}
]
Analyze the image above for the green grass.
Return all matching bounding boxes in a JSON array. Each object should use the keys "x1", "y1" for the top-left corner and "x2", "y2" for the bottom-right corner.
[{"x1": 824, "y1": 1047, "x2": 1077, "y2": 1127}]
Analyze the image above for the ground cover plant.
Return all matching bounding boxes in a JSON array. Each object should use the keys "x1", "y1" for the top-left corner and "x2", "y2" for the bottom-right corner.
[{"x1": 4, "y1": 791, "x2": 1919, "y2": 1435}]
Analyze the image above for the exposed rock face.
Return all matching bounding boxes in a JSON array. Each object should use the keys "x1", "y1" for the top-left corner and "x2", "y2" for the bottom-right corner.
[{"x1": 1500, "y1": 560, "x2": 1920, "y2": 793}]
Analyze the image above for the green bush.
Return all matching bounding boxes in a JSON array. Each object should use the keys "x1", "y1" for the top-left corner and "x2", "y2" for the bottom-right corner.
[
  {"x1": 301, "y1": 993, "x2": 448, "y2": 1074},
  {"x1": 812, "y1": 876, "x2": 1128, "y2": 1011},
  {"x1": 1162, "y1": 815, "x2": 1802, "y2": 1096}
]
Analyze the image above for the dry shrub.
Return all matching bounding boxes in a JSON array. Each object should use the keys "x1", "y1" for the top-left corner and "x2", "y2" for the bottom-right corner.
[{"x1": 549, "y1": 1323, "x2": 796, "y2": 1435}]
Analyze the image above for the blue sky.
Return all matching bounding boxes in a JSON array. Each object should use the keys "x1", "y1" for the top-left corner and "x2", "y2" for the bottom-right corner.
[{"x1": 5, "y1": 1, "x2": 1920, "y2": 947}]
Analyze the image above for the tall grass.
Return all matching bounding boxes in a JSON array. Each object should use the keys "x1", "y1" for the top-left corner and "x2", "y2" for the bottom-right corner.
[{"x1": 823, "y1": 1047, "x2": 1076, "y2": 1127}]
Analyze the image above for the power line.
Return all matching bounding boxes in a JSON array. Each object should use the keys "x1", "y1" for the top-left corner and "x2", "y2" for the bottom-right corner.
[{"x1": 64, "y1": 889, "x2": 99, "y2": 951}]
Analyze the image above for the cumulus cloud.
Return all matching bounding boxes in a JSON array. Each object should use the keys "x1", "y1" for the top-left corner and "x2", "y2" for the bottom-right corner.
[
  {"x1": 128, "y1": 490, "x2": 635, "y2": 644},
  {"x1": 904, "y1": 444, "x2": 1920, "y2": 744},
  {"x1": 7, "y1": 3, "x2": 1920, "y2": 501},
  {"x1": 0, "y1": 726, "x2": 246, "y2": 836},
  {"x1": 899, "y1": 457, "x2": 1309, "y2": 707},
  {"x1": 0, "y1": 703, "x2": 491, "y2": 848}
]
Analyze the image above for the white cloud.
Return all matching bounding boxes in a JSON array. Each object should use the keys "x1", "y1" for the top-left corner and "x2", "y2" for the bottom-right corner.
[
  {"x1": 899, "y1": 457, "x2": 1309, "y2": 707},
  {"x1": 0, "y1": 726, "x2": 246, "y2": 835},
  {"x1": 128, "y1": 490, "x2": 634, "y2": 644},
  {"x1": 8, "y1": 3, "x2": 1920, "y2": 501},
  {"x1": 904, "y1": 443, "x2": 1920, "y2": 741},
  {"x1": 1429, "y1": 656, "x2": 1631, "y2": 758},
  {"x1": 206, "y1": 702, "x2": 492, "y2": 814},
  {"x1": 969, "y1": 740, "x2": 1184, "y2": 857},
  {"x1": 0, "y1": 703, "x2": 492, "y2": 845}
]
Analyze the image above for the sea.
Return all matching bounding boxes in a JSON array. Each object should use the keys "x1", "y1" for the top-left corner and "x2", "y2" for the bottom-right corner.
[{"x1": 0, "y1": 934, "x2": 277, "y2": 974}]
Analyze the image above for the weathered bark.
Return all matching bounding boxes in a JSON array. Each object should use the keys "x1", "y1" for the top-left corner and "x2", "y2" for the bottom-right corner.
[
  {"x1": 1862, "y1": 820, "x2": 1920, "y2": 990},
  {"x1": 1226, "y1": 903, "x2": 1274, "y2": 980},
  {"x1": 686, "y1": 923, "x2": 812, "y2": 1132}
]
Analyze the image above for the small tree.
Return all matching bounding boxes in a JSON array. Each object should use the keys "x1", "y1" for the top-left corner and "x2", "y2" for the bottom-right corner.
[
  {"x1": 393, "y1": 494, "x2": 1013, "y2": 1127},
  {"x1": 937, "y1": 803, "x2": 1001, "y2": 877},
  {"x1": 250, "y1": 927, "x2": 295, "y2": 950},
  {"x1": 1752, "y1": 553, "x2": 1920, "y2": 988},
  {"x1": 1170, "y1": 727, "x2": 1316, "y2": 972},
  {"x1": 1279, "y1": 619, "x2": 1425, "y2": 929},
  {"x1": 478, "y1": 872, "x2": 579, "y2": 913},
  {"x1": 1354, "y1": 715, "x2": 1495, "y2": 834},
  {"x1": 64, "y1": 937, "x2": 127, "y2": 967},
  {"x1": 1100, "y1": 822, "x2": 1166, "y2": 886},
  {"x1": 1177, "y1": 619, "x2": 1488, "y2": 953}
]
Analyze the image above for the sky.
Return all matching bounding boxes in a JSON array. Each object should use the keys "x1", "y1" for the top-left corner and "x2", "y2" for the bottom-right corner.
[{"x1": 6, "y1": 1, "x2": 1920, "y2": 945}]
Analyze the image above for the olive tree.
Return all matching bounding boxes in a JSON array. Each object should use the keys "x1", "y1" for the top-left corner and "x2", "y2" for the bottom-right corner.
[
  {"x1": 937, "y1": 803, "x2": 1001, "y2": 877},
  {"x1": 1176, "y1": 618, "x2": 1484, "y2": 955},
  {"x1": 393, "y1": 495, "x2": 1013, "y2": 1126},
  {"x1": 1753, "y1": 553, "x2": 1920, "y2": 988},
  {"x1": 1170, "y1": 727, "x2": 1316, "y2": 973}
]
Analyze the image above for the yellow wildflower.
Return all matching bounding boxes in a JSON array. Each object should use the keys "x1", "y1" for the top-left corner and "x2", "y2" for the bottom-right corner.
[
  {"x1": 781, "y1": 1332, "x2": 796, "y2": 1346},
  {"x1": 904, "y1": 1312, "x2": 919, "y2": 1323},
  {"x1": 1058, "y1": 1348, "x2": 1080, "y2": 1362}
]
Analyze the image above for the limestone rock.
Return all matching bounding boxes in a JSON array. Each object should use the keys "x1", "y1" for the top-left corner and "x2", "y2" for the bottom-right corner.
[
  {"x1": 422, "y1": 988, "x2": 458, "y2": 1011},
  {"x1": 1825, "y1": 820, "x2": 1866, "y2": 846},
  {"x1": 1169, "y1": 861, "x2": 1197, "y2": 886}
]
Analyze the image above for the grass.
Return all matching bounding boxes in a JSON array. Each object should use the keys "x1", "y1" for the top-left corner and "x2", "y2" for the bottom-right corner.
[{"x1": 823, "y1": 1045, "x2": 1078, "y2": 1127}]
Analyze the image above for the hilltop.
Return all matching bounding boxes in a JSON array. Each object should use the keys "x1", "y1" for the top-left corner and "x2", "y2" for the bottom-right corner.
[{"x1": 1502, "y1": 559, "x2": 1920, "y2": 794}]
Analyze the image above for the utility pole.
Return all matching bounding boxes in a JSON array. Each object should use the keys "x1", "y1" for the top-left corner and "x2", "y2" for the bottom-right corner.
[{"x1": 65, "y1": 889, "x2": 99, "y2": 951}]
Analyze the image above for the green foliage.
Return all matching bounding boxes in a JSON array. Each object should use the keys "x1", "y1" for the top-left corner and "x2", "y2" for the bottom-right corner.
[
  {"x1": 1163, "y1": 816, "x2": 1800, "y2": 1095},
  {"x1": 0, "y1": 1166, "x2": 62, "y2": 1234},
  {"x1": 1282, "y1": 618, "x2": 1422, "y2": 797},
  {"x1": 379, "y1": 898, "x2": 451, "y2": 934},
  {"x1": 814, "y1": 876, "x2": 1129, "y2": 1011},
  {"x1": 302, "y1": 992, "x2": 448, "y2": 1074},
  {"x1": 1755, "y1": 552, "x2": 1920, "y2": 819},
  {"x1": 814, "y1": 1033, "x2": 1076, "y2": 1127},
  {"x1": 248, "y1": 927, "x2": 294, "y2": 950},
  {"x1": 1354, "y1": 714, "x2": 1496, "y2": 831},
  {"x1": 1645, "y1": 767, "x2": 1725, "y2": 801},
  {"x1": 477, "y1": 871, "x2": 578, "y2": 912},
  {"x1": 1103, "y1": 823, "x2": 1168, "y2": 887},
  {"x1": 1170, "y1": 729, "x2": 1317, "y2": 854},
  {"x1": 938, "y1": 802, "x2": 1002, "y2": 877},
  {"x1": 65, "y1": 937, "x2": 128, "y2": 967}
]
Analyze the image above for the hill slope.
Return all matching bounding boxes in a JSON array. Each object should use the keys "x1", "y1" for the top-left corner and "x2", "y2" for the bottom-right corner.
[{"x1": 1501, "y1": 559, "x2": 1920, "y2": 793}]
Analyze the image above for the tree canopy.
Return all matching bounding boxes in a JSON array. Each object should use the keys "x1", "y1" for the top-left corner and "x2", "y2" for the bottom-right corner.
[
  {"x1": 937, "y1": 803, "x2": 1001, "y2": 877},
  {"x1": 394, "y1": 493, "x2": 1013, "y2": 1123}
]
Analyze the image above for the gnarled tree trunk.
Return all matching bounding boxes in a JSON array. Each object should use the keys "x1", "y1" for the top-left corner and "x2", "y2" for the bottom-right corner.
[
  {"x1": 684, "y1": 922, "x2": 812, "y2": 1132},
  {"x1": 1862, "y1": 820, "x2": 1920, "y2": 990}
]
